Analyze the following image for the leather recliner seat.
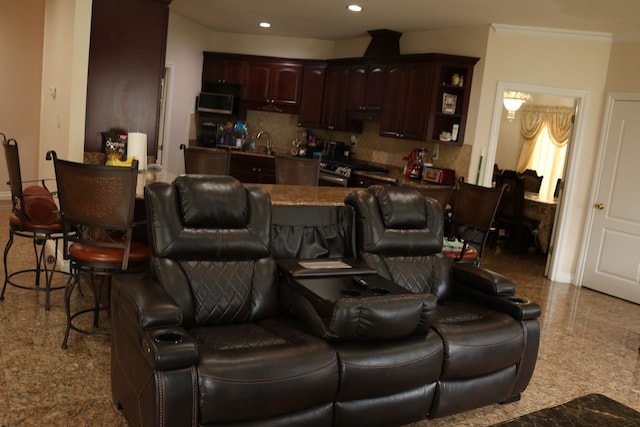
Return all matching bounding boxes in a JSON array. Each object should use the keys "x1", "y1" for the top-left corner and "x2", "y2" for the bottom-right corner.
[
  {"x1": 344, "y1": 185, "x2": 541, "y2": 418},
  {"x1": 111, "y1": 176, "x2": 338, "y2": 426}
]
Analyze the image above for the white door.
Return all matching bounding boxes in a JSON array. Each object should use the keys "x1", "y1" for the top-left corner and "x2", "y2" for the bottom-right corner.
[{"x1": 582, "y1": 97, "x2": 640, "y2": 303}]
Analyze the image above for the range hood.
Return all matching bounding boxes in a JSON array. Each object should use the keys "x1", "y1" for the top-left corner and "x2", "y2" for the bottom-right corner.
[{"x1": 364, "y1": 29, "x2": 402, "y2": 57}]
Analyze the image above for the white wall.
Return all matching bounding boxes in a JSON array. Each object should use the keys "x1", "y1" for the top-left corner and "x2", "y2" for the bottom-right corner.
[
  {"x1": 0, "y1": 1, "x2": 45, "y2": 198},
  {"x1": 39, "y1": 0, "x2": 91, "y2": 180}
]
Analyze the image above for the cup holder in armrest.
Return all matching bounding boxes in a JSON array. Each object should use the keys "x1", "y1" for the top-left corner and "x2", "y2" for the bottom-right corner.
[
  {"x1": 506, "y1": 296, "x2": 529, "y2": 304},
  {"x1": 340, "y1": 289, "x2": 361, "y2": 298},
  {"x1": 370, "y1": 287, "x2": 390, "y2": 296},
  {"x1": 154, "y1": 332, "x2": 183, "y2": 344}
]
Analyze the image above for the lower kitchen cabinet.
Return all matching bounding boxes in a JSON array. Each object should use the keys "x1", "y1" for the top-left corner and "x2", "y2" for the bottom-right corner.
[{"x1": 229, "y1": 152, "x2": 275, "y2": 184}]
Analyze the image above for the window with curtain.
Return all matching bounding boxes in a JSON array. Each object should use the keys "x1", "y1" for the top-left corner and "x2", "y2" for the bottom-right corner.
[{"x1": 516, "y1": 105, "x2": 573, "y2": 201}]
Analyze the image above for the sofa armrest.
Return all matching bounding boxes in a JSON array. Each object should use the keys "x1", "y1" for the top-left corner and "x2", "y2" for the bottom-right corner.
[
  {"x1": 117, "y1": 275, "x2": 182, "y2": 329},
  {"x1": 114, "y1": 276, "x2": 198, "y2": 370},
  {"x1": 451, "y1": 263, "x2": 515, "y2": 296},
  {"x1": 141, "y1": 329, "x2": 199, "y2": 370},
  {"x1": 451, "y1": 264, "x2": 541, "y2": 321}
]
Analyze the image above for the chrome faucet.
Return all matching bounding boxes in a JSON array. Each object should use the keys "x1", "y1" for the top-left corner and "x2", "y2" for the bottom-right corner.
[{"x1": 256, "y1": 131, "x2": 273, "y2": 155}]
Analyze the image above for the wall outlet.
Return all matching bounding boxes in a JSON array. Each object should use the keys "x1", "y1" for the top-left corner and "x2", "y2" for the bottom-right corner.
[
  {"x1": 432, "y1": 143, "x2": 439, "y2": 161},
  {"x1": 350, "y1": 134, "x2": 358, "y2": 147}
]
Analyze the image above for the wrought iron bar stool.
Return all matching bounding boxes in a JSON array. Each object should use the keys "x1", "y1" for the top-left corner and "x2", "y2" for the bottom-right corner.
[
  {"x1": 2, "y1": 135, "x2": 69, "y2": 310},
  {"x1": 47, "y1": 151, "x2": 149, "y2": 348}
]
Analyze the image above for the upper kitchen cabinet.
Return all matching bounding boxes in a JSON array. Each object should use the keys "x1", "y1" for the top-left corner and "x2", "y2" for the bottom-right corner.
[
  {"x1": 320, "y1": 65, "x2": 362, "y2": 133},
  {"x1": 426, "y1": 55, "x2": 478, "y2": 145},
  {"x1": 298, "y1": 62, "x2": 327, "y2": 129},
  {"x1": 84, "y1": 0, "x2": 170, "y2": 156},
  {"x1": 202, "y1": 52, "x2": 246, "y2": 87},
  {"x1": 242, "y1": 60, "x2": 304, "y2": 114},
  {"x1": 346, "y1": 62, "x2": 387, "y2": 122},
  {"x1": 380, "y1": 54, "x2": 478, "y2": 145},
  {"x1": 379, "y1": 61, "x2": 434, "y2": 141}
]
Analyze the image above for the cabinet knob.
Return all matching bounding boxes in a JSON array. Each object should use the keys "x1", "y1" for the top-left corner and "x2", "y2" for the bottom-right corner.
[{"x1": 594, "y1": 202, "x2": 605, "y2": 210}]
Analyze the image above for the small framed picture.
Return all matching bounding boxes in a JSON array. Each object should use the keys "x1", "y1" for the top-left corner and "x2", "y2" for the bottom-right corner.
[{"x1": 442, "y1": 93, "x2": 457, "y2": 114}]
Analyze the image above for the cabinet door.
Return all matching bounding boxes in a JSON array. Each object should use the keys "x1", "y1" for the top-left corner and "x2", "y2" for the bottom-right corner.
[
  {"x1": 380, "y1": 62, "x2": 432, "y2": 141},
  {"x1": 320, "y1": 65, "x2": 362, "y2": 132},
  {"x1": 271, "y1": 62, "x2": 303, "y2": 107},
  {"x1": 202, "y1": 55, "x2": 245, "y2": 86},
  {"x1": 379, "y1": 64, "x2": 409, "y2": 138},
  {"x1": 229, "y1": 153, "x2": 275, "y2": 184},
  {"x1": 347, "y1": 63, "x2": 386, "y2": 113},
  {"x1": 298, "y1": 63, "x2": 327, "y2": 128},
  {"x1": 346, "y1": 65, "x2": 368, "y2": 111},
  {"x1": 363, "y1": 64, "x2": 387, "y2": 112},
  {"x1": 223, "y1": 59, "x2": 246, "y2": 86},
  {"x1": 243, "y1": 61, "x2": 272, "y2": 103},
  {"x1": 401, "y1": 62, "x2": 433, "y2": 140}
]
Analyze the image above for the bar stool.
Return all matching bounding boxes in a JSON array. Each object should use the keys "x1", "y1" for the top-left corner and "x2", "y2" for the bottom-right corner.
[
  {"x1": 180, "y1": 144, "x2": 231, "y2": 175},
  {"x1": 2, "y1": 135, "x2": 69, "y2": 310},
  {"x1": 47, "y1": 151, "x2": 149, "y2": 349},
  {"x1": 274, "y1": 155, "x2": 320, "y2": 185}
]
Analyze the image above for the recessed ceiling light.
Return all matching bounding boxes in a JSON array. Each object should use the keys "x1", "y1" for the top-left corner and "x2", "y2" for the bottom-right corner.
[
  {"x1": 259, "y1": 22, "x2": 271, "y2": 29},
  {"x1": 348, "y1": 4, "x2": 363, "y2": 12}
]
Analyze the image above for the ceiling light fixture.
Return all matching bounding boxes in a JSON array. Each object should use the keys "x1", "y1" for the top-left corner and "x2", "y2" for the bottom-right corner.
[
  {"x1": 503, "y1": 91, "x2": 532, "y2": 120},
  {"x1": 259, "y1": 22, "x2": 271, "y2": 29},
  {"x1": 348, "y1": 4, "x2": 363, "y2": 12}
]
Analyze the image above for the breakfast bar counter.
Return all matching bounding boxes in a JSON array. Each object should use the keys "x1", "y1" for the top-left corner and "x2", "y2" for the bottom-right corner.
[{"x1": 247, "y1": 184, "x2": 357, "y2": 206}]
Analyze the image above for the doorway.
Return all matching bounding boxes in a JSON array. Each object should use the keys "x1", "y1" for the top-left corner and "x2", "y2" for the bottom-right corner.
[{"x1": 485, "y1": 82, "x2": 588, "y2": 280}]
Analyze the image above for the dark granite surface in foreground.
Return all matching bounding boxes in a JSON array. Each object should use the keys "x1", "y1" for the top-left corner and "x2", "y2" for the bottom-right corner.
[{"x1": 493, "y1": 393, "x2": 640, "y2": 427}]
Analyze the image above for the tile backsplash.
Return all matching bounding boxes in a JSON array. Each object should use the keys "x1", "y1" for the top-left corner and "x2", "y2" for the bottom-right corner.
[{"x1": 242, "y1": 110, "x2": 471, "y2": 181}]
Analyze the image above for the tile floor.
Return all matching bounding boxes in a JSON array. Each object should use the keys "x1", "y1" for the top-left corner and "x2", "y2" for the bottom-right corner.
[{"x1": 1, "y1": 200, "x2": 640, "y2": 426}]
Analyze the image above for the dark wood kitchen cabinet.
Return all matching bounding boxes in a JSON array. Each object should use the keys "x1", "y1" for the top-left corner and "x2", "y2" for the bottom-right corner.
[
  {"x1": 320, "y1": 65, "x2": 362, "y2": 133},
  {"x1": 379, "y1": 61, "x2": 434, "y2": 141},
  {"x1": 346, "y1": 63, "x2": 387, "y2": 121},
  {"x1": 202, "y1": 52, "x2": 245, "y2": 86},
  {"x1": 298, "y1": 63, "x2": 327, "y2": 128},
  {"x1": 229, "y1": 152, "x2": 275, "y2": 184},
  {"x1": 425, "y1": 56, "x2": 478, "y2": 145},
  {"x1": 84, "y1": 0, "x2": 169, "y2": 156},
  {"x1": 243, "y1": 60, "x2": 304, "y2": 114}
]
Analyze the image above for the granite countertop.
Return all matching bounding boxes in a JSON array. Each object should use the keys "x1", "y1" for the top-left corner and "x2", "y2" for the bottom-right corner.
[{"x1": 247, "y1": 184, "x2": 361, "y2": 206}]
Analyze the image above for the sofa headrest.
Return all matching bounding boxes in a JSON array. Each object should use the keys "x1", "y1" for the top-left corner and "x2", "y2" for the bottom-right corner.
[
  {"x1": 145, "y1": 176, "x2": 271, "y2": 260},
  {"x1": 175, "y1": 175, "x2": 248, "y2": 228},
  {"x1": 369, "y1": 185, "x2": 427, "y2": 229},
  {"x1": 344, "y1": 186, "x2": 443, "y2": 257}
]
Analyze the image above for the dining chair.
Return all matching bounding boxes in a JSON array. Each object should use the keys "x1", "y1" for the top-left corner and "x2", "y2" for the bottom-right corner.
[
  {"x1": 519, "y1": 169, "x2": 544, "y2": 193},
  {"x1": 180, "y1": 144, "x2": 231, "y2": 175},
  {"x1": 402, "y1": 183, "x2": 455, "y2": 236},
  {"x1": 2, "y1": 134, "x2": 69, "y2": 310},
  {"x1": 494, "y1": 170, "x2": 539, "y2": 252},
  {"x1": 46, "y1": 151, "x2": 150, "y2": 349},
  {"x1": 445, "y1": 180, "x2": 506, "y2": 265},
  {"x1": 274, "y1": 154, "x2": 320, "y2": 185}
]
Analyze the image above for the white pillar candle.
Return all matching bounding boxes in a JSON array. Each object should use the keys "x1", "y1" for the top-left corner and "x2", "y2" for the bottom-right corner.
[{"x1": 127, "y1": 132, "x2": 147, "y2": 171}]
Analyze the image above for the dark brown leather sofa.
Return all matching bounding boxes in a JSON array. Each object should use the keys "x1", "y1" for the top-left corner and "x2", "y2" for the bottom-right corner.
[{"x1": 110, "y1": 176, "x2": 540, "y2": 426}]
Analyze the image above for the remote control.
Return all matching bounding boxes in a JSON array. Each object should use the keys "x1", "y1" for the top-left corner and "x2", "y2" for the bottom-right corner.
[{"x1": 353, "y1": 275, "x2": 368, "y2": 287}]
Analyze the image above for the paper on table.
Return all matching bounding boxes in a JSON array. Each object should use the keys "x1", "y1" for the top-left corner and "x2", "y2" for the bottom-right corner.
[{"x1": 298, "y1": 260, "x2": 352, "y2": 270}]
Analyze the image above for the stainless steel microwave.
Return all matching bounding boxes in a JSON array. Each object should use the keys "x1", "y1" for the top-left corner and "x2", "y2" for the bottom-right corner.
[{"x1": 197, "y1": 92, "x2": 237, "y2": 115}]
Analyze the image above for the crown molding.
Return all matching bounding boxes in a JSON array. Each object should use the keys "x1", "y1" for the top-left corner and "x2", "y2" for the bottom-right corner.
[{"x1": 491, "y1": 24, "x2": 612, "y2": 43}]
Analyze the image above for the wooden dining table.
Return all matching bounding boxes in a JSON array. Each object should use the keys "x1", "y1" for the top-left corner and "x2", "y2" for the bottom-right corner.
[{"x1": 523, "y1": 191, "x2": 557, "y2": 254}]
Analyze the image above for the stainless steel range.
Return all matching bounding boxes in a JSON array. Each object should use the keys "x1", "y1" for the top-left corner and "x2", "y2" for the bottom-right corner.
[{"x1": 319, "y1": 161, "x2": 388, "y2": 187}]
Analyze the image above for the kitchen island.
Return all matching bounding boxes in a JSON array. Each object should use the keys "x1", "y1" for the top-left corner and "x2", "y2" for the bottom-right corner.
[{"x1": 246, "y1": 184, "x2": 358, "y2": 206}]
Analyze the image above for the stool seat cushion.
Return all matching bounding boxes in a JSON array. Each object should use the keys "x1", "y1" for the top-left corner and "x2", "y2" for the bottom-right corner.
[{"x1": 69, "y1": 240, "x2": 149, "y2": 266}]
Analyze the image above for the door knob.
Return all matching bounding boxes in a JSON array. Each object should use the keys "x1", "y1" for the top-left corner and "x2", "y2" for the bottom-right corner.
[{"x1": 594, "y1": 202, "x2": 605, "y2": 210}]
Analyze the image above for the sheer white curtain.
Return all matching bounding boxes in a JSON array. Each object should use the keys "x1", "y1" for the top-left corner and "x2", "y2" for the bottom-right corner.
[{"x1": 517, "y1": 106, "x2": 573, "y2": 201}]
